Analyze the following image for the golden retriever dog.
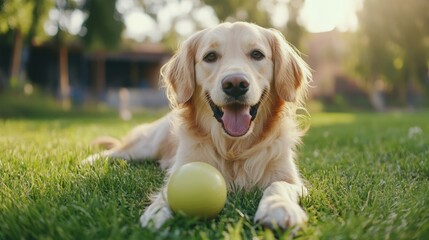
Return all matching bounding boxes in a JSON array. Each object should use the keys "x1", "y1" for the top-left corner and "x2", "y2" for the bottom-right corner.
[{"x1": 84, "y1": 22, "x2": 311, "y2": 230}]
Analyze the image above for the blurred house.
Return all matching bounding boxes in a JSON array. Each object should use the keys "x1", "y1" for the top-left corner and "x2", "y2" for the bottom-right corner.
[
  {"x1": 306, "y1": 30, "x2": 344, "y2": 97},
  {"x1": 305, "y1": 30, "x2": 369, "y2": 108},
  {"x1": 1, "y1": 30, "x2": 372, "y2": 109},
  {"x1": 0, "y1": 41, "x2": 171, "y2": 108}
]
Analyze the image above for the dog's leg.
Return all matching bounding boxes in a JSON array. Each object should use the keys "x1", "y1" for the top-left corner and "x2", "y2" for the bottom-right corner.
[
  {"x1": 254, "y1": 181, "x2": 308, "y2": 229},
  {"x1": 81, "y1": 149, "x2": 134, "y2": 165},
  {"x1": 139, "y1": 188, "x2": 172, "y2": 229},
  {"x1": 82, "y1": 112, "x2": 176, "y2": 166}
]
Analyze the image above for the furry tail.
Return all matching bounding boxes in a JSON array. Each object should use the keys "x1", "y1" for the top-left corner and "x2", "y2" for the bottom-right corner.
[{"x1": 91, "y1": 136, "x2": 121, "y2": 150}]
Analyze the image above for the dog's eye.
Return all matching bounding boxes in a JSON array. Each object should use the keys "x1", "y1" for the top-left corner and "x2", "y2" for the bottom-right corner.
[
  {"x1": 250, "y1": 50, "x2": 265, "y2": 61},
  {"x1": 203, "y1": 52, "x2": 218, "y2": 63}
]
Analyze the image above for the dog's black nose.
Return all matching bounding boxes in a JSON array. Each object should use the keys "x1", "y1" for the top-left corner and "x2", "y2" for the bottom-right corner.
[{"x1": 222, "y1": 74, "x2": 249, "y2": 98}]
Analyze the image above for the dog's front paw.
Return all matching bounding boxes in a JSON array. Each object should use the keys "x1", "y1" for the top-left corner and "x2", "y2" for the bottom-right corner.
[
  {"x1": 254, "y1": 195, "x2": 308, "y2": 229},
  {"x1": 81, "y1": 150, "x2": 111, "y2": 165},
  {"x1": 140, "y1": 202, "x2": 172, "y2": 229},
  {"x1": 81, "y1": 154, "x2": 100, "y2": 165}
]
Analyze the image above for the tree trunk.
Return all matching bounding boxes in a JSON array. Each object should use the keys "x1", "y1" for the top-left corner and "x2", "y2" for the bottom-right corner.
[
  {"x1": 10, "y1": 28, "x2": 23, "y2": 87},
  {"x1": 59, "y1": 45, "x2": 70, "y2": 110}
]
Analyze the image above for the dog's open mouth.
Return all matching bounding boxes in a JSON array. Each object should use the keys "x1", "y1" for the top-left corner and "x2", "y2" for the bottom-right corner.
[{"x1": 208, "y1": 96, "x2": 261, "y2": 137}]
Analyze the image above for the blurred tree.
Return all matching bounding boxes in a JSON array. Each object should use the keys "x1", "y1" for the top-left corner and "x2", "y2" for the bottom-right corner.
[
  {"x1": 202, "y1": 0, "x2": 271, "y2": 27},
  {"x1": 50, "y1": 0, "x2": 83, "y2": 109},
  {"x1": 28, "y1": 0, "x2": 53, "y2": 45},
  {"x1": 83, "y1": 0, "x2": 123, "y2": 51},
  {"x1": 201, "y1": 0, "x2": 306, "y2": 48},
  {"x1": 0, "y1": 0, "x2": 32, "y2": 87},
  {"x1": 45, "y1": 0, "x2": 123, "y2": 106},
  {"x1": 284, "y1": 0, "x2": 305, "y2": 48},
  {"x1": 82, "y1": 0, "x2": 124, "y2": 98},
  {"x1": 353, "y1": 0, "x2": 429, "y2": 107},
  {"x1": 130, "y1": 0, "x2": 210, "y2": 49},
  {"x1": 0, "y1": 0, "x2": 53, "y2": 91},
  {"x1": 130, "y1": 0, "x2": 306, "y2": 51}
]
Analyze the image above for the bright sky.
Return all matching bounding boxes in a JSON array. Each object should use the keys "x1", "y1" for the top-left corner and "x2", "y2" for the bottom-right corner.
[
  {"x1": 120, "y1": 0, "x2": 363, "y2": 41},
  {"x1": 300, "y1": 0, "x2": 363, "y2": 33},
  {"x1": 120, "y1": 0, "x2": 219, "y2": 42},
  {"x1": 45, "y1": 0, "x2": 363, "y2": 41}
]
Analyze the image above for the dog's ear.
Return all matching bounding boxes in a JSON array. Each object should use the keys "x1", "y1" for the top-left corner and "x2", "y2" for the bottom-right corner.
[
  {"x1": 161, "y1": 33, "x2": 201, "y2": 106},
  {"x1": 268, "y1": 29, "x2": 311, "y2": 103}
]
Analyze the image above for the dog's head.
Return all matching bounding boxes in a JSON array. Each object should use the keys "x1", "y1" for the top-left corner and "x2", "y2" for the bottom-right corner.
[{"x1": 162, "y1": 22, "x2": 311, "y2": 138}]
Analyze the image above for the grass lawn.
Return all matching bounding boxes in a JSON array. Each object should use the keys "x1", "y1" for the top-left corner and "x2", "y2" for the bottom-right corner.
[{"x1": 1, "y1": 110, "x2": 428, "y2": 239}]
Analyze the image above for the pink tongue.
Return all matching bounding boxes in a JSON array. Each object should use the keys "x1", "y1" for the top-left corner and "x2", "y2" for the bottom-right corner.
[{"x1": 221, "y1": 106, "x2": 251, "y2": 137}]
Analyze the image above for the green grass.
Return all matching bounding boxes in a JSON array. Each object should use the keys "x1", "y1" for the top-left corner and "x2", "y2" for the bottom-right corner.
[{"x1": 1, "y1": 111, "x2": 428, "y2": 239}]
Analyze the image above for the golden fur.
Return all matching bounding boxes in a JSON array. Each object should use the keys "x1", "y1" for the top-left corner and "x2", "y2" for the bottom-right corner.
[{"x1": 84, "y1": 22, "x2": 312, "y2": 229}]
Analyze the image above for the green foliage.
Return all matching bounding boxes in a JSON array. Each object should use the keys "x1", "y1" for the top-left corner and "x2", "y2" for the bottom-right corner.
[
  {"x1": 0, "y1": 0, "x2": 34, "y2": 34},
  {"x1": 0, "y1": 0, "x2": 51, "y2": 41},
  {"x1": 28, "y1": 0, "x2": 54, "y2": 44},
  {"x1": 83, "y1": 0, "x2": 124, "y2": 51},
  {"x1": 284, "y1": 0, "x2": 305, "y2": 48},
  {"x1": 202, "y1": 0, "x2": 270, "y2": 27},
  {"x1": 1, "y1": 112, "x2": 428, "y2": 239},
  {"x1": 350, "y1": 0, "x2": 429, "y2": 95},
  {"x1": 51, "y1": 0, "x2": 84, "y2": 45},
  {"x1": 201, "y1": 0, "x2": 306, "y2": 48}
]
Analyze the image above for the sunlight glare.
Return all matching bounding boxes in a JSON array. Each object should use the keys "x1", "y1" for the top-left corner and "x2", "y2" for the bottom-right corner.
[
  {"x1": 123, "y1": 9, "x2": 161, "y2": 42},
  {"x1": 300, "y1": 0, "x2": 362, "y2": 33},
  {"x1": 271, "y1": 3, "x2": 289, "y2": 28},
  {"x1": 192, "y1": 6, "x2": 219, "y2": 29},
  {"x1": 175, "y1": 19, "x2": 196, "y2": 37}
]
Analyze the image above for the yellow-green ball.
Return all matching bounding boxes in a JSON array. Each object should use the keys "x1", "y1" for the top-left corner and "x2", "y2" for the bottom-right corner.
[{"x1": 167, "y1": 162, "x2": 227, "y2": 218}]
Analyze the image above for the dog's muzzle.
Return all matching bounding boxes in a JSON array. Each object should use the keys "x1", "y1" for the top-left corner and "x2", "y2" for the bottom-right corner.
[{"x1": 207, "y1": 88, "x2": 266, "y2": 137}]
